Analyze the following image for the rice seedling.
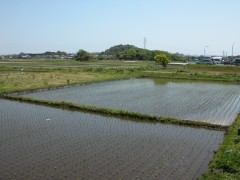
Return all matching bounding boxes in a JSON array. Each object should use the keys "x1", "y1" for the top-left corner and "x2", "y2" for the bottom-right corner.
[
  {"x1": 19, "y1": 78, "x2": 240, "y2": 126},
  {"x1": 0, "y1": 99, "x2": 225, "y2": 179}
]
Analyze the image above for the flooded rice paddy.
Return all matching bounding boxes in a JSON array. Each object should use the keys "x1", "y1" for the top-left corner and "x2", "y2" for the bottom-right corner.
[
  {"x1": 0, "y1": 100, "x2": 224, "y2": 179},
  {"x1": 22, "y1": 78, "x2": 240, "y2": 125}
]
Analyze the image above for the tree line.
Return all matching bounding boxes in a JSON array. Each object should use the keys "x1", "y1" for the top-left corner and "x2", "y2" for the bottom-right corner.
[{"x1": 75, "y1": 44, "x2": 186, "y2": 62}]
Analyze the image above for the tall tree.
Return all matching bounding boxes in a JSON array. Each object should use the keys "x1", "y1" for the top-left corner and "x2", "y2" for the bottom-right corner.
[
  {"x1": 75, "y1": 50, "x2": 91, "y2": 61},
  {"x1": 170, "y1": 53, "x2": 186, "y2": 62}
]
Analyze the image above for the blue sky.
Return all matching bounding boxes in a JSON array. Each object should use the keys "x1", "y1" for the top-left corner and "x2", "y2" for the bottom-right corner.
[{"x1": 1, "y1": 0, "x2": 240, "y2": 56}]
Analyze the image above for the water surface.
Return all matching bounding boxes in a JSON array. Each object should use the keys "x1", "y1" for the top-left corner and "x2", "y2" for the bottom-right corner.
[
  {"x1": 0, "y1": 100, "x2": 224, "y2": 179},
  {"x1": 22, "y1": 78, "x2": 240, "y2": 125}
]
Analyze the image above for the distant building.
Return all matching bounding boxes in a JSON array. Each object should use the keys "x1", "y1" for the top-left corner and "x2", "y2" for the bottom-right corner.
[
  {"x1": 21, "y1": 55, "x2": 31, "y2": 59},
  {"x1": 66, "y1": 54, "x2": 75, "y2": 59},
  {"x1": 53, "y1": 55, "x2": 60, "y2": 59}
]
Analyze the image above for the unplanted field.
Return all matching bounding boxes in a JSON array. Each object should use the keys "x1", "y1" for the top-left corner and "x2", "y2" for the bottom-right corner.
[
  {"x1": 0, "y1": 70, "x2": 131, "y2": 94},
  {"x1": 0, "y1": 59, "x2": 152, "y2": 71},
  {"x1": 22, "y1": 78, "x2": 240, "y2": 126},
  {"x1": 0, "y1": 100, "x2": 224, "y2": 179}
]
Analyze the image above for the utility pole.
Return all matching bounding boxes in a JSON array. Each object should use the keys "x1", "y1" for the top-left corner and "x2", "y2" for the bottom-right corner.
[
  {"x1": 204, "y1": 45, "x2": 208, "y2": 57},
  {"x1": 232, "y1": 42, "x2": 234, "y2": 61},
  {"x1": 144, "y1": 37, "x2": 147, "y2": 49}
]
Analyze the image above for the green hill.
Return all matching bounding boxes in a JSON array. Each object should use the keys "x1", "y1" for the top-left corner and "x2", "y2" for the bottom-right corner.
[
  {"x1": 100, "y1": 44, "x2": 139, "y2": 55},
  {"x1": 100, "y1": 44, "x2": 185, "y2": 61}
]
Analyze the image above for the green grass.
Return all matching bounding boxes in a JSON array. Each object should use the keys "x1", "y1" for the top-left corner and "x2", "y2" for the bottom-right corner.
[
  {"x1": 187, "y1": 64, "x2": 240, "y2": 74},
  {"x1": 202, "y1": 115, "x2": 240, "y2": 179},
  {"x1": 0, "y1": 69, "x2": 138, "y2": 94},
  {"x1": 0, "y1": 59, "x2": 153, "y2": 71},
  {"x1": 0, "y1": 59, "x2": 154, "y2": 94},
  {"x1": 140, "y1": 71, "x2": 240, "y2": 83},
  {"x1": 1, "y1": 59, "x2": 240, "y2": 87}
]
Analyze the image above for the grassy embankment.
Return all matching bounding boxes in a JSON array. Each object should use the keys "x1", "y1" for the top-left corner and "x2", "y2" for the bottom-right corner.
[
  {"x1": 3, "y1": 95, "x2": 227, "y2": 131},
  {"x1": 202, "y1": 114, "x2": 240, "y2": 179},
  {"x1": 142, "y1": 64, "x2": 240, "y2": 83}
]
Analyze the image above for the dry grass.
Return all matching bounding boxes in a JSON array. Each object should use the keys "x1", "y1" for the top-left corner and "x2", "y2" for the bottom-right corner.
[{"x1": 0, "y1": 71, "x2": 130, "y2": 94}]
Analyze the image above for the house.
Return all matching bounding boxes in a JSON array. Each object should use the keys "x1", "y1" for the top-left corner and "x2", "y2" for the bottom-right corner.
[{"x1": 21, "y1": 55, "x2": 31, "y2": 59}]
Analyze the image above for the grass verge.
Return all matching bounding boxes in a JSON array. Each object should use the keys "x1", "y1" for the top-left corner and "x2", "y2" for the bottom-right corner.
[
  {"x1": 2, "y1": 95, "x2": 228, "y2": 131},
  {"x1": 202, "y1": 114, "x2": 240, "y2": 179},
  {"x1": 140, "y1": 71, "x2": 240, "y2": 83}
]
